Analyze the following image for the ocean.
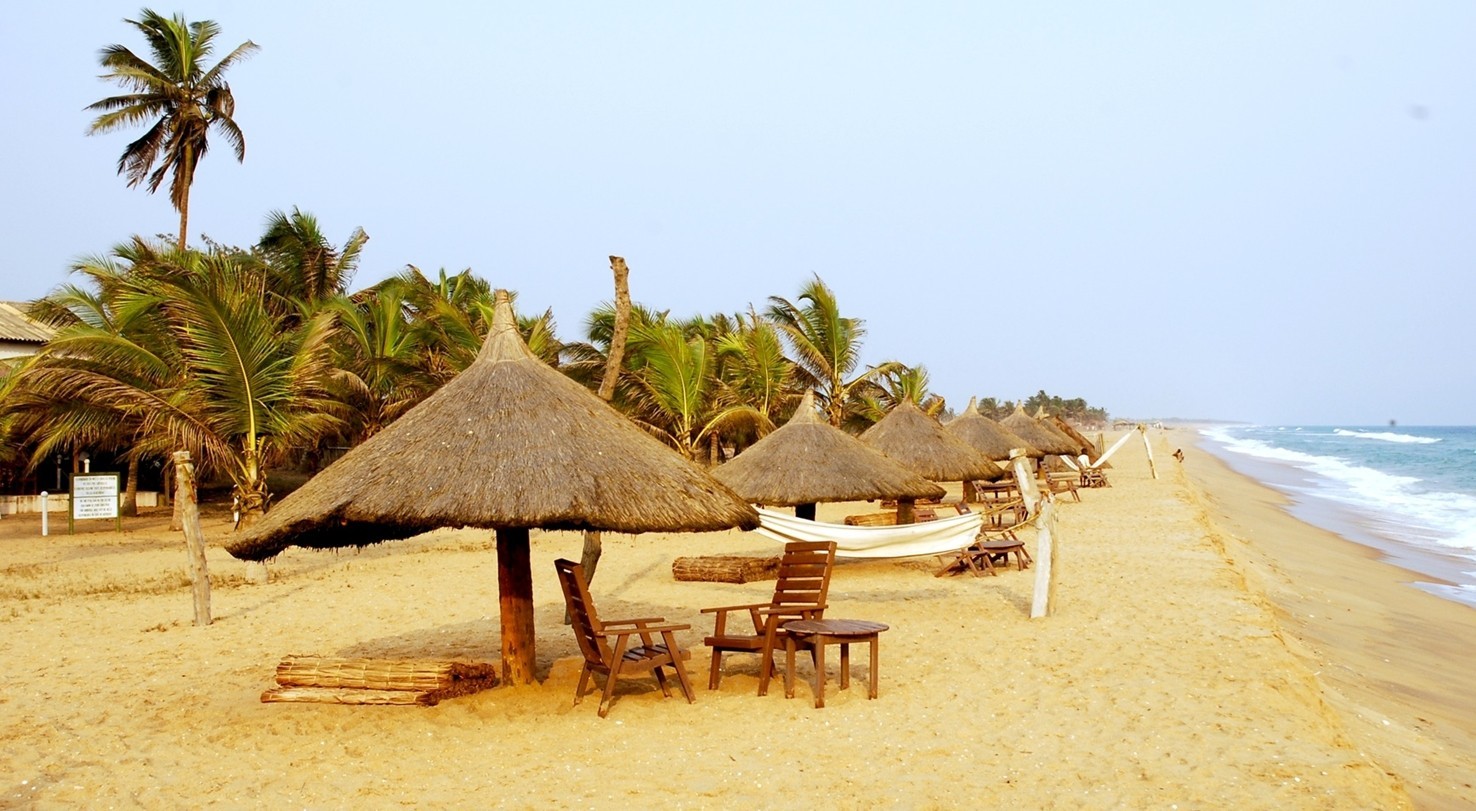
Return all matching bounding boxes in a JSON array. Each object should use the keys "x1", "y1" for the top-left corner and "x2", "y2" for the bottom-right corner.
[{"x1": 1196, "y1": 425, "x2": 1476, "y2": 610}]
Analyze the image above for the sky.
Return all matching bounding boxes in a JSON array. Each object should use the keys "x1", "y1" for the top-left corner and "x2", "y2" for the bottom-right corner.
[{"x1": 4, "y1": 2, "x2": 1474, "y2": 425}]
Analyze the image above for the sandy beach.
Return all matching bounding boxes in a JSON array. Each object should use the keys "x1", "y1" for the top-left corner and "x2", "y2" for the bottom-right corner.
[{"x1": 2, "y1": 429, "x2": 1469, "y2": 808}]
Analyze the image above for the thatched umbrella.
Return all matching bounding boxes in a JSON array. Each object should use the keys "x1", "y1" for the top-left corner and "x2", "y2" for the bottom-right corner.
[
  {"x1": 944, "y1": 397, "x2": 1043, "y2": 461},
  {"x1": 1000, "y1": 405, "x2": 1082, "y2": 456},
  {"x1": 1042, "y1": 412, "x2": 1100, "y2": 461},
  {"x1": 859, "y1": 400, "x2": 1006, "y2": 522},
  {"x1": 1032, "y1": 406, "x2": 1090, "y2": 456},
  {"x1": 226, "y1": 291, "x2": 758, "y2": 685},
  {"x1": 711, "y1": 390, "x2": 945, "y2": 520}
]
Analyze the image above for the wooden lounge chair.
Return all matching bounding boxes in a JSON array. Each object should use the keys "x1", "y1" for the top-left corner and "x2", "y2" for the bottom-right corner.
[
  {"x1": 553, "y1": 558, "x2": 696, "y2": 717},
  {"x1": 935, "y1": 511, "x2": 1033, "y2": 577},
  {"x1": 1042, "y1": 471, "x2": 1082, "y2": 502},
  {"x1": 701, "y1": 540, "x2": 837, "y2": 695}
]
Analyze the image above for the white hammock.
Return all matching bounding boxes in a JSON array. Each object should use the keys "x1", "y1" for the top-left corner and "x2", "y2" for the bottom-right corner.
[{"x1": 755, "y1": 507, "x2": 983, "y2": 559}]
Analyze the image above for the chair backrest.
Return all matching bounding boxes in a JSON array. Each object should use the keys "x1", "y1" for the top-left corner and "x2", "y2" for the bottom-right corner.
[
  {"x1": 554, "y1": 558, "x2": 609, "y2": 668},
  {"x1": 769, "y1": 540, "x2": 837, "y2": 618}
]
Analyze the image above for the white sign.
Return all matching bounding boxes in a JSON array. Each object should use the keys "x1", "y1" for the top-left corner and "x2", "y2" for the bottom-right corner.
[{"x1": 71, "y1": 474, "x2": 120, "y2": 521}]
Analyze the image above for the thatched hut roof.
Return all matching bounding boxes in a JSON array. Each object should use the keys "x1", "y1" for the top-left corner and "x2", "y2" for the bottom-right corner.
[
  {"x1": 1044, "y1": 414, "x2": 1099, "y2": 459},
  {"x1": 1032, "y1": 406, "x2": 1091, "y2": 455},
  {"x1": 227, "y1": 291, "x2": 758, "y2": 562},
  {"x1": 944, "y1": 397, "x2": 1043, "y2": 460},
  {"x1": 859, "y1": 400, "x2": 1007, "y2": 482},
  {"x1": 1000, "y1": 406, "x2": 1083, "y2": 456},
  {"x1": 710, "y1": 391, "x2": 945, "y2": 505}
]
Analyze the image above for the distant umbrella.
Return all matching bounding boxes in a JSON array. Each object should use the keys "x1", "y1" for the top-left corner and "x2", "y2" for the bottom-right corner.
[
  {"x1": 944, "y1": 397, "x2": 1043, "y2": 461},
  {"x1": 227, "y1": 290, "x2": 757, "y2": 684},
  {"x1": 861, "y1": 399, "x2": 1007, "y2": 484},
  {"x1": 711, "y1": 390, "x2": 944, "y2": 519},
  {"x1": 1000, "y1": 405, "x2": 1082, "y2": 456}
]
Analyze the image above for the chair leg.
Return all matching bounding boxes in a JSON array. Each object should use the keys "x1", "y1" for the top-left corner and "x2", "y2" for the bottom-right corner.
[
  {"x1": 652, "y1": 665, "x2": 672, "y2": 698},
  {"x1": 599, "y1": 638, "x2": 630, "y2": 717},
  {"x1": 708, "y1": 649, "x2": 723, "y2": 690},
  {"x1": 664, "y1": 632, "x2": 696, "y2": 704},
  {"x1": 574, "y1": 665, "x2": 593, "y2": 706}
]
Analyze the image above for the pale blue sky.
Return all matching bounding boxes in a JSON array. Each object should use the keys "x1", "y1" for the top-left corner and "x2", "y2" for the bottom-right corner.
[{"x1": 4, "y1": 2, "x2": 1474, "y2": 424}]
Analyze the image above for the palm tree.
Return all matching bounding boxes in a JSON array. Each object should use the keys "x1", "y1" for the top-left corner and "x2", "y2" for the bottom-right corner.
[
  {"x1": 9, "y1": 239, "x2": 342, "y2": 527},
  {"x1": 87, "y1": 10, "x2": 259, "y2": 250},
  {"x1": 257, "y1": 208, "x2": 368, "y2": 312},
  {"x1": 765, "y1": 275, "x2": 902, "y2": 427}
]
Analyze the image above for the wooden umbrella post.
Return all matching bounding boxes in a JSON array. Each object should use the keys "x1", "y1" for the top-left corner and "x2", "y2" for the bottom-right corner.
[
  {"x1": 1009, "y1": 449, "x2": 1040, "y2": 516},
  {"x1": 173, "y1": 451, "x2": 212, "y2": 627},
  {"x1": 1139, "y1": 424, "x2": 1157, "y2": 480},
  {"x1": 1030, "y1": 499, "x2": 1059, "y2": 618},
  {"x1": 496, "y1": 527, "x2": 536, "y2": 685}
]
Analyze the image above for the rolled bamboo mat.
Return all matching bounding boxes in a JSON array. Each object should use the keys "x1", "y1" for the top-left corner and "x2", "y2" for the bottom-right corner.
[
  {"x1": 261, "y1": 656, "x2": 497, "y2": 706},
  {"x1": 671, "y1": 555, "x2": 780, "y2": 583}
]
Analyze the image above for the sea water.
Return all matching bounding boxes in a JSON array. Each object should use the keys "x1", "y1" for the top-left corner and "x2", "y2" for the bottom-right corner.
[{"x1": 1196, "y1": 425, "x2": 1476, "y2": 609}]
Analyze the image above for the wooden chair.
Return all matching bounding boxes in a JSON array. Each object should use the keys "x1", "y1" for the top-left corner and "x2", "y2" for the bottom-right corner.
[
  {"x1": 701, "y1": 540, "x2": 837, "y2": 695},
  {"x1": 553, "y1": 558, "x2": 696, "y2": 718},
  {"x1": 935, "y1": 518, "x2": 1033, "y2": 577}
]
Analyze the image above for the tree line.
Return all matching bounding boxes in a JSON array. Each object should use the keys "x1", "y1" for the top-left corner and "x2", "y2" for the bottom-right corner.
[{"x1": 0, "y1": 9, "x2": 1112, "y2": 524}]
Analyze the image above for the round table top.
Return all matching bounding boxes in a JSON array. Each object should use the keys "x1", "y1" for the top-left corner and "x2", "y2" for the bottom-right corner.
[{"x1": 783, "y1": 618, "x2": 889, "y2": 636}]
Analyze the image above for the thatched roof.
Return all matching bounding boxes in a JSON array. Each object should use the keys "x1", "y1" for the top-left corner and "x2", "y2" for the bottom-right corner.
[
  {"x1": 999, "y1": 406, "x2": 1083, "y2": 456},
  {"x1": 1044, "y1": 414, "x2": 1099, "y2": 459},
  {"x1": 1031, "y1": 406, "x2": 1090, "y2": 455},
  {"x1": 710, "y1": 391, "x2": 945, "y2": 505},
  {"x1": 944, "y1": 398, "x2": 1043, "y2": 460},
  {"x1": 227, "y1": 291, "x2": 758, "y2": 562},
  {"x1": 859, "y1": 400, "x2": 1007, "y2": 482}
]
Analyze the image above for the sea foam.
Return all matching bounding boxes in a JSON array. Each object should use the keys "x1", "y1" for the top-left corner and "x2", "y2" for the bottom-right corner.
[{"x1": 1332, "y1": 428, "x2": 1441, "y2": 445}]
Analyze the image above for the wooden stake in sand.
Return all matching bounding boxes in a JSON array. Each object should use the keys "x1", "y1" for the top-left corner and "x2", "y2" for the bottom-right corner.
[
  {"x1": 1140, "y1": 424, "x2": 1157, "y2": 480},
  {"x1": 1030, "y1": 498, "x2": 1059, "y2": 619},
  {"x1": 1009, "y1": 448, "x2": 1041, "y2": 516},
  {"x1": 173, "y1": 451, "x2": 211, "y2": 626}
]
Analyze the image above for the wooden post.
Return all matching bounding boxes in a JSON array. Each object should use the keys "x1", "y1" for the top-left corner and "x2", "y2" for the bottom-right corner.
[
  {"x1": 1009, "y1": 449, "x2": 1040, "y2": 516},
  {"x1": 895, "y1": 497, "x2": 916, "y2": 525},
  {"x1": 1139, "y1": 425, "x2": 1157, "y2": 480},
  {"x1": 795, "y1": 502, "x2": 817, "y2": 521},
  {"x1": 173, "y1": 451, "x2": 212, "y2": 627},
  {"x1": 1030, "y1": 499, "x2": 1059, "y2": 618},
  {"x1": 496, "y1": 526, "x2": 535, "y2": 685}
]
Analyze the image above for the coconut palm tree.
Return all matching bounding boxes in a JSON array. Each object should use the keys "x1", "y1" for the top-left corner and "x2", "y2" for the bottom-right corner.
[
  {"x1": 10, "y1": 239, "x2": 342, "y2": 527},
  {"x1": 87, "y1": 10, "x2": 259, "y2": 250},
  {"x1": 257, "y1": 207, "x2": 368, "y2": 312},
  {"x1": 765, "y1": 275, "x2": 901, "y2": 427}
]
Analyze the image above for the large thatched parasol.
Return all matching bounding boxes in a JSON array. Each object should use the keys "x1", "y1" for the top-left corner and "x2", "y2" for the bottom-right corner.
[
  {"x1": 1000, "y1": 405, "x2": 1082, "y2": 456},
  {"x1": 710, "y1": 390, "x2": 945, "y2": 519},
  {"x1": 226, "y1": 291, "x2": 758, "y2": 684},
  {"x1": 1032, "y1": 405, "x2": 1091, "y2": 456},
  {"x1": 1042, "y1": 412, "x2": 1100, "y2": 460},
  {"x1": 944, "y1": 397, "x2": 1043, "y2": 461},
  {"x1": 859, "y1": 400, "x2": 1008, "y2": 522}
]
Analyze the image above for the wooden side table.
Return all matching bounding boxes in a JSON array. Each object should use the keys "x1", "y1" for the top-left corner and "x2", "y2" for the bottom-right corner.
[{"x1": 781, "y1": 619, "x2": 889, "y2": 708}]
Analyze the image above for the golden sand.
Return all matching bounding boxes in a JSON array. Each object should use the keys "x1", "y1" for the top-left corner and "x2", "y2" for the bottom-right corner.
[{"x1": 1, "y1": 429, "x2": 1466, "y2": 808}]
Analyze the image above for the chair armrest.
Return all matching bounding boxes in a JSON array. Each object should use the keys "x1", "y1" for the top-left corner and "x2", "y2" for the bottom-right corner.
[
  {"x1": 607, "y1": 623, "x2": 689, "y2": 636},
  {"x1": 700, "y1": 603, "x2": 771, "y2": 614},
  {"x1": 602, "y1": 617, "x2": 668, "y2": 627}
]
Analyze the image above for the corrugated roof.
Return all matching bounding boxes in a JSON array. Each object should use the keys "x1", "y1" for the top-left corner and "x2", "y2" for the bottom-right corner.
[{"x1": 0, "y1": 302, "x2": 55, "y2": 343}]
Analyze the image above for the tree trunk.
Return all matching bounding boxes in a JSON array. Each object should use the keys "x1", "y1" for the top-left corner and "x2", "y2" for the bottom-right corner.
[
  {"x1": 496, "y1": 527, "x2": 535, "y2": 685},
  {"x1": 177, "y1": 146, "x2": 192, "y2": 251},
  {"x1": 121, "y1": 455, "x2": 140, "y2": 517},
  {"x1": 571, "y1": 255, "x2": 633, "y2": 621},
  {"x1": 173, "y1": 451, "x2": 211, "y2": 626}
]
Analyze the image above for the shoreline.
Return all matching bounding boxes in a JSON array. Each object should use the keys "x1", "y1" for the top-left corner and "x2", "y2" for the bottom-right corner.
[
  {"x1": 1177, "y1": 429, "x2": 1476, "y2": 808},
  {"x1": 1192, "y1": 428, "x2": 1476, "y2": 607}
]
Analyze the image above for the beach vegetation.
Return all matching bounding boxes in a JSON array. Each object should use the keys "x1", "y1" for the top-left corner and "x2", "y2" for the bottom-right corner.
[
  {"x1": 766, "y1": 275, "x2": 904, "y2": 429},
  {"x1": 86, "y1": 9, "x2": 259, "y2": 251}
]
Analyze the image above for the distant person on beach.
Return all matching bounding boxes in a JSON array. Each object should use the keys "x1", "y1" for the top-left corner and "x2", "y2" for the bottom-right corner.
[{"x1": 1173, "y1": 449, "x2": 1184, "y2": 462}]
